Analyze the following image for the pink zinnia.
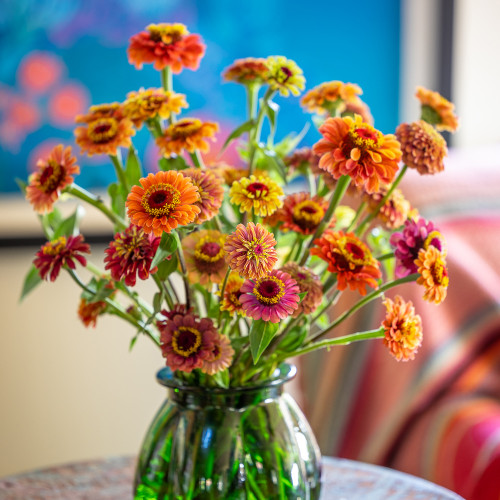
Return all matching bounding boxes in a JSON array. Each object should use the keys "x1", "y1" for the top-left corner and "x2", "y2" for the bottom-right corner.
[
  {"x1": 34, "y1": 235, "x2": 90, "y2": 282},
  {"x1": 390, "y1": 218, "x2": 446, "y2": 278},
  {"x1": 104, "y1": 224, "x2": 160, "y2": 286},
  {"x1": 240, "y1": 269, "x2": 300, "y2": 323},
  {"x1": 159, "y1": 314, "x2": 218, "y2": 373},
  {"x1": 201, "y1": 334, "x2": 235, "y2": 375}
]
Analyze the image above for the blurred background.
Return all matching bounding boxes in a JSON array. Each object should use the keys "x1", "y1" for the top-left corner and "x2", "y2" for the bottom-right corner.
[{"x1": 1, "y1": 0, "x2": 499, "y2": 496}]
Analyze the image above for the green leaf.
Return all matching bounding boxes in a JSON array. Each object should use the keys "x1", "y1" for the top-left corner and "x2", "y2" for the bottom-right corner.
[
  {"x1": 81, "y1": 277, "x2": 114, "y2": 303},
  {"x1": 125, "y1": 146, "x2": 142, "y2": 187},
  {"x1": 53, "y1": 205, "x2": 85, "y2": 239},
  {"x1": 264, "y1": 99, "x2": 279, "y2": 137},
  {"x1": 274, "y1": 123, "x2": 310, "y2": 156},
  {"x1": 220, "y1": 119, "x2": 255, "y2": 154},
  {"x1": 108, "y1": 182, "x2": 126, "y2": 219},
  {"x1": 212, "y1": 369, "x2": 230, "y2": 388},
  {"x1": 20, "y1": 265, "x2": 43, "y2": 302},
  {"x1": 151, "y1": 232, "x2": 178, "y2": 269},
  {"x1": 155, "y1": 253, "x2": 178, "y2": 281},
  {"x1": 259, "y1": 147, "x2": 287, "y2": 181},
  {"x1": 249, "y1": 319, "x2": 280, "y2": 364},
  {"x1": 15, "y1": 178, "x2": 27, "y2": 194},
  {"x1": 129, "y1": 334, "x2": 139, "y2": 351},
  {"x1": 278, "y1": 324, "x2": 308, "y2": 352},
  {"x1": 298, "y1": 291, "x2": 308, "y2": 303},
  {"x1": 158, "y1": 155, "x2": 187, "y2": 171},
  {"x1": 153, "y1": 291, "x2": 163, "y2": 313}
]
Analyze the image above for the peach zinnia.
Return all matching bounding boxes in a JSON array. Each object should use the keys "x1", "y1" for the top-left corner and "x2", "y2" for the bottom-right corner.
[
  {"x1": 229, "y1": 175, "x2": 283, "y2": 217},
  {"x1": 219, "y1": 272, "x2": 246, "y2": 316},
  {"x1": 74, "y1": 103, "x2": 135, "y2": 157},
  {"x1": 223, "y1": 57, "x2": 269, "y2": 85},
  {"x1": 382, "y1": 295, "x2": 423, "y2": 361},
  {"x1": 280, "y1": 192, "x2": 330, "y2": 235},
  {"x1": 301, "y1": 81, "x2": 363, "y2": 115},
  {"x1": 224, "y1": 222, "x2": 278, "y2": 280},
  {"x1": 156, "y1": 118, "x2": 218, "y2": 157},
  {"x1": 313, "y1": 114, "x2": 402, "y2": 194},
  {"x1": 122, "y1": 88, "x2": 187, "y2": 128},
  {"x1": 126, "y1": 171, "x2": 200, "y2": 236},
  {"x1": 201, "y1": 334, "x2": 235, "y2": 375},
  {"x1": 415, "y1": 246, "x2": 449, "y2": 305},
  {"x1": 311, "y1": 230, "x2": 381, "y2": 295},
  {"x1": 415, "y1": 86, "x2": 459, "y2": 132},
  {"x1": 127, "y1": 23, "x2": 205, "y2": 73},
  {"x1": 364, "y1": 186, "x2": 411, "y2": 230},
  {"x1": 26, "y1": 144, "x2": 79, "y2": 213}
]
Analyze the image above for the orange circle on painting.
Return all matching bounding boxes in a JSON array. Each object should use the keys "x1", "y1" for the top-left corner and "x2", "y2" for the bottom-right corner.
[
  {"x1": 17, "y1": 51, "x2": 64, "y2": 94},
  {"x1": 48, "y1": 83, "x2": 90, "y2": 127}
]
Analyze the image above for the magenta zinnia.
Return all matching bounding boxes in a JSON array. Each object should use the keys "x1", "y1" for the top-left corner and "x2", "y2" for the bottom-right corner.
[
  {"x1": 159, "y1": 314, "x2": 218, "y2": 373},
  {"x1": 224, "y1": 222, "x2": 278, "y2": 280},
  {"x1": 34, "y1": 235, "x2": 90, "y2": 282},
  {"x1": 104, "y1": 224, "x2": 160, "y2": 286},
  {"x1": 240, "y1": 269, "x2": 300, "y2": 323}
]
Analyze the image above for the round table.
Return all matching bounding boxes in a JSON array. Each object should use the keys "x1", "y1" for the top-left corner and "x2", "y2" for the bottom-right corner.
[{"x1": 0, "y1": 456, "x2": 464, "y2": 499}]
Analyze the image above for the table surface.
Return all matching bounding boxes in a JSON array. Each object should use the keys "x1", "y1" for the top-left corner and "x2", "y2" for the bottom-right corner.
[{"x1": 0, "y1": 455, "x2": 464, "y2": 500}]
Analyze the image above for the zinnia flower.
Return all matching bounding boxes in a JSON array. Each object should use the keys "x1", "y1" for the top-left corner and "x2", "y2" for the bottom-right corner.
[
  {"x1": 229, "y1": 175, "x2": 284, "y2": 217},
  {"x1": 182, "y1": 229, "x2": 227, "y2": 285},
  {"x1": 181, "y1": 168, "x2": 224, "y2": 223},
  {"x1": 280, "y1": 262, "x2": 323, "y2": 316},
  {"x1": 240, "y1": 269, "x2": 300, "y2": 323},
  {"x1": 390, "y1": 218, "x2": 446, "y2": 278},
  {"x1": 201, "y1": 334, "x2": 235, "y2": 375},
  {"x1": 104, "y1": 224, "x2": 160, "y2": 286},
  {"x1": 127, "y1": 23, "x2": 205, "y2": 73},
  {"x1": 415, "y1": 86, "x2": 459, "y2": 132},
  {"x1": 264, "y1": 56, "x2": 305, "y2": 97},
  {"x1": 34, "y1": 235, "x2": 90, "y2": 282},
  {"x1": 310, "y1": 230, "x2": 381, "y2": 295},
  {"x1": 224, "y1": 222, "x2": 278, "y2": 280},
  {"x1": 219, "y1": 272, "x2": 246, "y2": 316},
  {"x1": 159, "y1": 314, "x2": 218, "y2": 373},
  {"x1": 415, "y1": 246, "x2": 449, "y2": 304},
  {"x1": 223, "y1": 57, "x2": 269, "y2": 85},
  {"x1": 313, "y1": 114, "x2": 402, "y2": 194},
  {"x1": 284, "y1": 147, "x2": 337, "y2": 190},
  {"x1": 301, "y1": 81, "x2": 363, "y2": 115},
  {"x1": 156, "y1": 118, "x2": 218, "y2": 157},
  {"x1": 364, "y1": 186, "x2": 411, "y2": 229},
  {"x1": 126, "y1": 170, "x2": 200, "y2": 236},
  {"x1": 122, "y1": 88, "x2": 187, "y2": 128},
  {"x1": 74, "y1": 103, "x2": 135, "y2": 157},
  {"x1": 382, "y1": 295, "x2": 423, "y2": 361},
  {"x1": 26, "y1": 144, "x2": 79, "y2": 213},
  {"x1": 280, "y1": 192, "x2": 330, "y2": 235},
  {"x1": 78, "y1": 297, "x2": 108, "y2": 328},
  {"x1": 396, "y1": 121, "x2": 447, "y2": 175}
]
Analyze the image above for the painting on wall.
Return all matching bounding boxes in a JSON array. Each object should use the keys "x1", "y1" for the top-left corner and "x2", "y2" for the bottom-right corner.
[{"x1": 0, "y1": 0, "x2": 401, "y2": 194}]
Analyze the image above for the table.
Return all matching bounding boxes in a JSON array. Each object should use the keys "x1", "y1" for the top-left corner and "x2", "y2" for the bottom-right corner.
[{"x1": 0, "y1": 456, "x2": 464, "y2": 499}]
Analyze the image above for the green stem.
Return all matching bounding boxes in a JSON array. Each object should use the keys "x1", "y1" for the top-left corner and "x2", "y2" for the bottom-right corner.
[
  {"x1": 190, "y1": 150, "x2": 205, "y2": 168},
  {"x1": 161, "y1": 67, "x2": 173, "y2": 92},
  {"x1": 217, "y1": 267, "x2": 231, "y2": 326},
  {"x1": 309, "y1": 273, "x2": 419, "y2": 343},
  {"x1": 64, "y1": 184, "x2": 127, "y2": 230},
  {"x1": 246, "y1": 84, "x2": 259, "y2": 120},
  {"x1": 346, "y1": 201, "x2": 367, "y2": 232},
  {"x1": 176, "y1": 244, "x2": 191, "y2": 310},
  {"x1": 110, "y1": 153, "x2": 129, "y2": 192},
  {"x1": 275, "y1": 328, "x2": 385, "y2": 363},
  {"x1": 356, "y1": 164, "x2": 408, "y2": 237},
  {"x1": 299, "y1": 175, "x2": 351, "y2": 266}
]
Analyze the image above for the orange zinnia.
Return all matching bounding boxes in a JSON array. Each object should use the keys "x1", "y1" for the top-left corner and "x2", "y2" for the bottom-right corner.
[
  {"x1": 127, "y1": 23, "x2": 205, "y2": 73},
  {"x1": 26, "y1": 144, "x2": 79, "y2": 213},
  {"x1": 313, "y1": 114, "x2": 402, "y2": 194},
  {"x1": 126, "y1": 171, "x2": 200, "y2": 236},
  {"x1": 74, "y1": 103, "x2": 135, "y2": 157},
  {"x1": 301, "y1": 80, "x2": 363, "y2": 115},
  {"x1": 415, "y1": 246, "x2": 449, "y2": 304},
  {"x1": 156, "y1": 118, "x2": 219, "y2": 157},
  {"x1": 223, "y1": 57, "x2": 269, "y2": 85},
  {"x1": 415, "y1": 86, "x2": 459, "y2": 132}
]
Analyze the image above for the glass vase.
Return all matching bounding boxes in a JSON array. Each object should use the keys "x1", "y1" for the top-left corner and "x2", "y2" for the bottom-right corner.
[{"x1": 134, "y1": 363, "x2": 322, "y2": 499}]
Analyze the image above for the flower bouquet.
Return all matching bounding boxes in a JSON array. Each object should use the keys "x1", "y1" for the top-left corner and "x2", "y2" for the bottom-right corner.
[{"x1": 20, "y1": 22, "x2": 457, "y2": 500}]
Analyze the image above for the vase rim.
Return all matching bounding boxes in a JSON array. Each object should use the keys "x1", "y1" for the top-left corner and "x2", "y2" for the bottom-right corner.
[{"x1": 156, "y1": 362, "x2": 297, "y2": 393}]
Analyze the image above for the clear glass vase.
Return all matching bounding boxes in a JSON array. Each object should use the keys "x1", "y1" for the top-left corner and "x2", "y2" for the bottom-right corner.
[{"x1": 134, "y1": 364, "x2": 322, "y2": 499}]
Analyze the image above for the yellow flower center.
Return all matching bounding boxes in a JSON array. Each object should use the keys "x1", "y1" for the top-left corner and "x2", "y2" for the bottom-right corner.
[
  {"x1": 349, "y1": 124, "x2": 381, "y2": 149},
  {"x1": 400, "y1": 319, "x2": 421, "y2": 347},
  {"x1": 292, "y1": 200, "x2": 324, "y2": 229},
  {"x1": 142, "y1": 183, "x2": 180, "y2": 218},
  {"x1": 254, "y1": 276, "x2": 285, "y2": 305},
  {"x1": 245, "y1": 181, "x2": 269, "y2": 199},
  {"x1": 147, "y1": 23, "x2": 187, "y2": 44},
  {"x1": 171, "y1": 119, "x2": 202, "y2": 139},
  {"x1": 194, "y1": 235, "x2": 225, "y2": 263},
  {"x1": 42, "y1": 236, "x2": 67, "y2": 256},
  {"x1": 336, "y1": 235, "x2": 373, "y2": 269},
  {"x1": 39, "y1": 159, "x2": 64, "y2": 193},
  {"x1": 245, "y1": 238, "x2": 271, "y2": 264},
  {"x1": 172, "y1": 326, "x2": 202, "y2": 357},
  {"x1": 228, "y1": 290, "x2": 243, "y2": 309},
  {"x1": 431, "y1": 258, "x2": 449, "y2": 287},
  {"x1": 88, "y1": 117, "x2": 119, "y2": 143}
]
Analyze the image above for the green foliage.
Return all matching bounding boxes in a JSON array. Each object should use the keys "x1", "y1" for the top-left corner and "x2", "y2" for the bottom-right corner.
[
  {"x1": 20, "y1": 265, "x2": 43, "y2": 302},
  {"x1": 249, "y1": 319, "x2": 280, "y2": 364}
]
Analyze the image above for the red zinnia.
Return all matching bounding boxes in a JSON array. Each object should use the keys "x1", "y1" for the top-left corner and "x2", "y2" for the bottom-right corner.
[
  {"x1": 33, "y1": 235, "x2": 90, "y2": 282},
  {"x1": 104, "y1": 224, "x2": 160, "y2": 286}
]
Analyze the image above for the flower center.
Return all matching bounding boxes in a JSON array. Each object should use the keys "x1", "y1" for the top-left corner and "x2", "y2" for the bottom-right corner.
[
  {"x1": 400, "y1": 319, "x2": 421, "y2": 347},
  {"x1": 88, "y1": 117, "x2": 118, "y2": 143},
  {"x1": 245, "y1": 239, "x2": 270, "y2": 263},
  {"x1": 147, "y1": 23, "x2": 187, "y2": 44},
  {"x1": 424, "y1": 230, "x2": 446, "y2": 255},
  {"x1": 228, "y1": 290, "x2": 243, "y2": 308},
  {"x1": 335, "y1": 236, "x2": 374, "y2": 270},
  {"x1": 278, "y1": 65, "x2": 292, "y2": 83},
  {"x1": 42, "y1": 236, "x2": 67, "y2": 256},
  {"x1": 296, "y1": 271, "x2": 308, "y2": 280},
  {"x1": 39, "y1": 160, "x2": 65, "y2": 193},
  {"x1": 171, "y1": 119, "x2": 202, "y2": 139},
  {"x1": 194, "y1": 236, "x2": 225, "y2": 263},
  {"x1": 142, "y1": 183, "x2": 180, "y2": 218},
  {"x1": 254, "y1": 276, "x2": 286, "y2": 305},
  {"x1": 349, "y1": 124, "x2": 381, "y2": 149},
  {"x1": 431, "y1": 258, "x2": 449, "y2": 287},
  {"x1": 246, "y1": 182, "x2": 269, "y2": 198},
  {"x1": 172, "y1": 326, "x2": 202, "y2": 357},
  {"x1": 292, "y1": 200, "x2": 324, "y2": 229}
]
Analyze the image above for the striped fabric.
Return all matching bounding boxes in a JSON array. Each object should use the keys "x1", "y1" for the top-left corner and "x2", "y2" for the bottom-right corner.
[{"x1": 297, "y1": 147, "x2": 500, "y2": 499}]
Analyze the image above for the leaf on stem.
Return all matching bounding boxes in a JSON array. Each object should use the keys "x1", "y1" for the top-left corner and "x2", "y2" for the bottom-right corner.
[
  {"x1": 151, "y1": 232, "x2": 178, "y2": 269},
  {"x1": 264, "y1": 99, "x2": 279, "y2": 137},
  {"x1": 258, "y1": 146, "x2": 287, "y2": 181},
  {"x1": 124, "y1": 146, "x2": 143, "y2": 187},
  {"x1": 20, "y1": 264, "x2": 43, "y2": 302},
  {"x1": 249, "y1": 319, "x2": 279, "y2": 364},
  {"x1": 52, "y1": 205, "x2": 86, "y2": 239},
  {"x1": 220, "y1": 119, "x2": 255, "y2": 154},
  {"x1": 108, "y1": 182, "x2": 126, "y2": 220},
  {"x1": 155, "y1": 253, "x2": 178, "y2": 281},
  {"x1": 158, "y1": 155, "x2": 187, "y2": 171}
]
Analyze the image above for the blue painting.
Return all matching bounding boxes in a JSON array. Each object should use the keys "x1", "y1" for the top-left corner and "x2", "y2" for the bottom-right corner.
[{"x1": 0, "y1": 0, "x2": 400, "y2": 193}]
